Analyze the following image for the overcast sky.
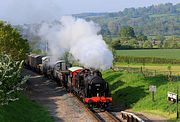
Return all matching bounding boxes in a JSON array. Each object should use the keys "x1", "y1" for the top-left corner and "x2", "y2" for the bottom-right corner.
[{"x1": 0, "y1": 0, "x2": 179, "y2": 24}]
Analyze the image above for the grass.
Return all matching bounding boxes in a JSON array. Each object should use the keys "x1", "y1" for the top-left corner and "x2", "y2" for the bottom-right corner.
[
  {"x1": 115, "y1": 62, "x2": 180, "y2": 75},
  {"x1": 103, "y1": 69, "x2": 180, "y2": 119},
  {"x1": 0, "y1": 93, "x2": 54, "y2": 122},
  {"x1": 116, "y1": 49, "x2": 180, "y2": 59}
]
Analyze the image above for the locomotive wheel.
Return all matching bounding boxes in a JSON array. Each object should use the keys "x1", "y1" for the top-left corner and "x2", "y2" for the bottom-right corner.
[
  {"x1": 99, "y1": 104, "x2": 105, "y2": 112},
  {"x1": 88, "y1": 104, "x2": 93, "y2": 110}
]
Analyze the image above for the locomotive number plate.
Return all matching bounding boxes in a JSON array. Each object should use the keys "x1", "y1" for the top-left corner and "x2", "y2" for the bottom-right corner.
[{"x1": 95, "y1": 84, "x2": 100, "y2": 86}]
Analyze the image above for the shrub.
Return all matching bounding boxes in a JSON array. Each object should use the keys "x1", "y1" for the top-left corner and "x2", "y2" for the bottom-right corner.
[{"x1": 0, "y1": 53, "x2": 27, "y2": 105}]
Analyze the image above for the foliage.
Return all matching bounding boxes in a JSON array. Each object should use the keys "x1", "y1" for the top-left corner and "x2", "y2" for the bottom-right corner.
[
  {"x1": 111, "y1": 40, "x2": 121, "y2": 49},
  {"x1": 128, "y1": 38, "x2": 138, "y2": 48},
  {"x1": 0, "y1": 93, "x2": 53, "y2": 122},
  {"x1": 143, "y1": 41, "x2": 153, "y2": 48},
  {"x1": 107, "y1": 20, "x2": 120, "y2": 35},
  {"x1": 119, "y1": 26, "x2": 136, "y2": 39},
  {"x1": 163, "y1": 36, "x2": 180, "y2": 49},
  {"x1": 31, "y1": 48, "x2": 46, "y2": 55},
  {"x1": 75, "y1": 3, "x2": 180, "y2": 36},
  {"x1": 0, "y1": 21, "x2": 29, "y2": 61},
  {"x1": 0, "y1": 53, "x2": 27, "y2": 105},
  {"x1": 110, "y1": 35, "x2": 180, "y2": 50},
  {"x1": 155, "y1": 35, "x2": 165, "y2": 42},
  {"x1": 136, "y1": 33, "x2": 148, "y2": 42}
]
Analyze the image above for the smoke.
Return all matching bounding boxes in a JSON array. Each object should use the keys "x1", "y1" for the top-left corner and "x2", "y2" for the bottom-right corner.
[{"x1": 38, "y1": 16, "x2": 113, "y2": 70}]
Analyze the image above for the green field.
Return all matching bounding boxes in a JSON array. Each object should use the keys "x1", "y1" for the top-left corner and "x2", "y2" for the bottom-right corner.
[
  {"x1": 0, "y1": 93, "x2": 53, "y2": 122},
  {"x1": 116, "y1": 49, "x2": 180, "y2": 59},
  {"x1": 103, "y1": 70, "x2": 180, "y2": 119},
  {"x1": 115, "y1": 62, "x2": 180, "y2": 75}
]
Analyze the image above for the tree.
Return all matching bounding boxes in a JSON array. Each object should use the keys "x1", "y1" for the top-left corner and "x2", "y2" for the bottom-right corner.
[
  {"x1": 128, "y1": 38, "x2": 138, "y2": 48},
  {"x1": 155, "y1": 35, "x2": 165, "y2": 42},
  {"x1": 0, "y1": 21, "x2": 29, "y2": 61},
  {"x1": 111, "y1": 40, "x2": 121, "y2": 50},
  {"x1": 120, "y1": 26, "x2": 136, "y2": 39},
  {"x1": 137, "y1": 33, "x2": 147, "y2": 42},
  {"x1": 163, "y1": 36, "x2": 180, "y2": 49},
  {"x1": 143, "y1": 41, "x2": 153, "y2": 48},
  {"x1": 108, "y1": 21, "x2": 119, "y2": 35}
]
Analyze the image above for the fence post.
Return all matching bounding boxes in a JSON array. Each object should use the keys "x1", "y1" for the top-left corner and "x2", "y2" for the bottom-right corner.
[
  {"x1": 177, "y1": 86, "x2": 179, "y2": 119},
  {"x1": 140, "y1": 66, "x2": 143, "y2": 74}
]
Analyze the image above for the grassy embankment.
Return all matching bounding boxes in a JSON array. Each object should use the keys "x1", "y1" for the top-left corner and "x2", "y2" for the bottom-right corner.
[
  {"x1": 103, "y1": 69, "x2": 180, "y2": 119},
  {"x1": 0, "y1": 93, "x2": 53, "y2": 122}
]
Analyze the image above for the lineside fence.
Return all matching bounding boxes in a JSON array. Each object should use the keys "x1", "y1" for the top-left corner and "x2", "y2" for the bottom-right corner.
[{"x1": 113, "y1": 66, "x2": 180, "y2": 81}]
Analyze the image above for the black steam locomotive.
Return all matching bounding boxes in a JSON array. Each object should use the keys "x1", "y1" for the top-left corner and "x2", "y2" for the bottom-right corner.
[{"x1": 25, "y1": 54, "x2": 112, "y2": 109}]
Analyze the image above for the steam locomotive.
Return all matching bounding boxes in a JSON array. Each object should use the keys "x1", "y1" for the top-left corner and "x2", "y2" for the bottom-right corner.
[{"x1": 25, "y1": 54, "x2": 112, "y2": 109}]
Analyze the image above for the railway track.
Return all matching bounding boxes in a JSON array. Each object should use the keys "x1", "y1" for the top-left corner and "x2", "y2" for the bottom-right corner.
[
  {"x1": 69, "y1": 93, "x2": 121, "y2": 122},
  {"x1": 94, "y1": 111, "x2": 121, "y2": 122},
  {"x1": 69, "y1": 92, "x2": 146, "y2": 122}
]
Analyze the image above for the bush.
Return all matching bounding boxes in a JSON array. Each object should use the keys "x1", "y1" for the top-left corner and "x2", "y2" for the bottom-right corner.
[{"x1": 0, "y1": 53, "x2": 27, "y2": 105}]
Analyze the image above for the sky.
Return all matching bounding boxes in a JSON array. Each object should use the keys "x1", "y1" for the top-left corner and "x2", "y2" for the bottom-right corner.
[{"x1": 0, "y1": 0, "x2": 179, "y2": 24}]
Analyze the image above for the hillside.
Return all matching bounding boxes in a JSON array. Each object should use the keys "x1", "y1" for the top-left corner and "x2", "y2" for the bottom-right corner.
[{"x1": 73, "y1": 3, "x2": 180, "y2": 36}]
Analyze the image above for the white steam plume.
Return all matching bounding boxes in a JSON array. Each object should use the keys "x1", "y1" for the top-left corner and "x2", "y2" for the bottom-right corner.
[{"x1": 38, "y1": 16, "x2": 113, "y2": 70}]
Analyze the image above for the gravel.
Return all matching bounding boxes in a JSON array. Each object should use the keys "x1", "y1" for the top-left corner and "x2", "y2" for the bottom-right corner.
[{"x1": 23, "y1": 69, "x2": 96, "y2": 122}]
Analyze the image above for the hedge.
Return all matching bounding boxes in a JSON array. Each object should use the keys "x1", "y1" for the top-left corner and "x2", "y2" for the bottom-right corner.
[{"x1": 116, "y1": 56, "x2": 180, "y2": 64}]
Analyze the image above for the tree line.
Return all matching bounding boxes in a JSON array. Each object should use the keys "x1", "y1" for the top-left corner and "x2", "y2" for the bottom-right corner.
[
  {"x1": 74, "y1": 3, "x2": 180, "y2": 36},
  {"x1": 103, "y1": 26, "x2": 180, "y2": 49}
]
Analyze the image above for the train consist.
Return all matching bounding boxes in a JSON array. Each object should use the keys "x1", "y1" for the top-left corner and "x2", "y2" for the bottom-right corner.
[{"x1": 25, "y1": 54, "x2": 112, "y2": 109}]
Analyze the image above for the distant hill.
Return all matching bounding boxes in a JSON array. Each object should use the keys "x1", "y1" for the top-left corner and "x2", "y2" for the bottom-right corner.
[{"x1": 73, "y1": 3, "x2": 180, "y2": 36}]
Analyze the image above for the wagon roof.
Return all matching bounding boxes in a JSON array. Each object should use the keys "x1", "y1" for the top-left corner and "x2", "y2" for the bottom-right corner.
[
  {"x1": 42, "y1": 56, "x2": 50, "y2": 60},
  {"x1": 34, "y1": 55, "x2": 42, "y2": 58},
  {"x1": 55, "y1": 60, "x2": 65, "y2": 64},
  {"x1": 68, "y1": 67, "x2": 83, "y2": 72}
]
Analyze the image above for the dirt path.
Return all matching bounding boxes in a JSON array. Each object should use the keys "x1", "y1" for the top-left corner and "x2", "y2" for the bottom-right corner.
[{"x1": 23, "y1": 69, "x2": 96, "y2": 122}]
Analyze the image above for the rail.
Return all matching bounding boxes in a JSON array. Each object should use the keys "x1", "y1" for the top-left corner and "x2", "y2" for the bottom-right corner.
[
  {"x1": 121, "y1": 111, "x2": 145, "y2": 122},
  {"x1": 68, "y1": 93, "x2": 101, "y2": 122},
  {"x1": 104, "y1": 111, "x2": 121, "y2": 122},
  {"x1": 69, "y1": 93, "x2": 121, "y2": 122},
  {"x1": 93, "y1": 110, "x2": 121, "y2": 122}
]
